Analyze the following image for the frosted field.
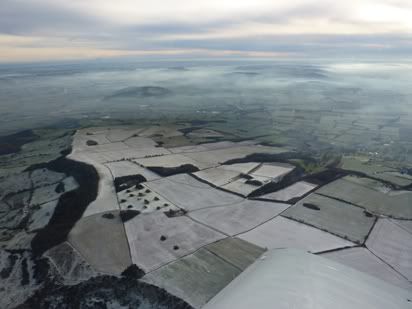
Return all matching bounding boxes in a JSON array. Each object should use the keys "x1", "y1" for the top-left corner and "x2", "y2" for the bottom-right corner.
[
  {"x1": 316, "y1": 178, "x2": 412, "y2": 219},
  {"x1": 198, "y1": 141, "x2": 236, "y2": 150},
  {"x1": 83, "y1": 133, "x2": 112, "y2": 146},
  {"x1": 189, "y1": 200, "x2": 290, "y2": 236},
  {"x1": 221, "y1": 177, "x2": 267, "y2": 196},
  {"x1": 76, "y1": 126, "x2": 145, "y2": 143},
  {"x1": 169, "y1": 144, "x2": 209, "y2": 154},
  {"x1": 321, "y1": 247, "x2": 411, "y2": 290},
  {"x1": 143, "y1": 248, "x2": 240, "y2": 308},
  {"x1": 0, "y1": 172, "x2": 31, "y2": 199},
  {"x1": 139, "y1": 125, "x2": 184, "y2": 138},
  {"x1": 101, "y1": 147, "x2": 171, "y2": 162},
  {"x1": 68, "y1": 149, "x2": 120, "y2": 218},
  {"x1": 262, "y1": 181, "x2": 317, "y2": 201},
  {"x1": 0, "y1": 168, "x2": 65, "y2": 200},
  {"x1": 105, "y1": 161, "x2": 160, "y2": 180},
  {"x1": 125, "y1": 212, "x2": 225, "y2": 272},
  {"x1": 283, "y1": 193, "x2": 376, "y2": 243},
  {"x1": 205, "y1": 238, "x2": 265, "y2": 270},
  {"x1": 221, "y1": 162, "x2": 260, "y2": 174},
  {"x1": 238, "y1": 216, "x2": 354, "y2": 252},
  {"x1": 366, "y1": 219, "x2": 412, "y2": 281},
  {"x1": 30, "y1": 176, "x2": 78, "y2": 205},
  {"x1": 146, "y1": 174, "x2": 243, "y2": 211},
  {"x1": 194, "y1": 162, "x2": 266, "y2": 194},
  {"x1": 123, "y1": 136, "x2": 158, "y2": 148},
  {"x1": 44, "y1": 241, "x2": 98, "y2": 285},
  {"x1": 59, "y1": 125, "x2": 412, "y2": 303},
  {"x1": 193, "y1": 167, "x2": 240, "y2": 187},
  {"x1": 194, "y1": 162, "x2": 295, "y2": 196},
  {"x1": 105, "y1": 127, "x2": 146, "y2": 142},
  {"x1": 144, "y1": 238, "x2": 264, "y2": 308},
  {"x1": 68, "y1": 211, "x2": 132, "y2": 274},
  {"x1": 69, "y1": 128, "x2": 293, "y2": 221},
  {"x1": 70, "y1": 128, "x2": 172, "y2": 164},
  {"x1": 81, "y1": 161, "x2": 119, "y2": 217},
  {"x1": 30, "y1": 168, "x2": 66, "y2": 188},
  {"x1": 79, "y1": 141, "x2": 132, "y2": 154},
  {"x1": 168, "y1": 141, "x2": 255, "y2": 154},
  {"x1": 184, "y1": 145, "x2": 287, "y2": 168},
  {"x1": 134, "y1": 153, "x2": 200, "y2": 169},
  {"x1": 251, "y1": 163, "x2": 294, "y2": 179},
  {"x1": 391, "y1": 219, "x2": 412, "y2": 234}
]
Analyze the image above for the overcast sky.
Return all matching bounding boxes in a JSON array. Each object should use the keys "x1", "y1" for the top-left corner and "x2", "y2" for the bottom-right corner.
[{"x1": 1, "y1": 0, "x2": 412, "y2": 62}]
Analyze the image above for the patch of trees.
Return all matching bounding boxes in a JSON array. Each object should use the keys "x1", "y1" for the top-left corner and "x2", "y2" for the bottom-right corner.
[
  {"x1": 245, "y1": 179, "x2": 263, "y2": 186},
  {"x1": 114, "y1": 175, "x2": 147, "y2": 192},
  {"x1": 164, "y1": 209, "x2": 187, "y2": 218},
  {"x1": 86, "y1": 140, "x2": 98, "y2": 146},
  {"x1": 121, "y1": 264, "x2": 145, "y2": 279},
  {"x1": 147, "y1": 164, "x2": 199, "y2": 177},
  {"x1": 222, "y1": 152, "x2": 314, "y2": 165},
  {"x1": 304, "y1": 169, "x2": 347, "y2": 186},
  {"x1": 239, "y1": 173, "x2": 253, "y2": 180},
  {"x1": 302, "y1": 203, "x2": 320, "y2": 211},
  {"x1": 363, "y1": 210, "x2": 373, "y2": 217},
  {"x1": 119, "y1": 210, "x2": 141, "y2": 222},
  {"x1": 102, "y1": 213, "x2": 115, "y2": 219}
]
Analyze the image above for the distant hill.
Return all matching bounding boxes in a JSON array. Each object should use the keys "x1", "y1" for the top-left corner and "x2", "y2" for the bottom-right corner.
[{"x1": 104, "y1": 86, "x2": 171, "y2": 100}]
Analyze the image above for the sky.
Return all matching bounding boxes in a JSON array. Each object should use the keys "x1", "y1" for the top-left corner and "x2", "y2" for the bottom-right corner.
[{"x1": 1, "y1": 0, "x2": 412, "y2": 62}]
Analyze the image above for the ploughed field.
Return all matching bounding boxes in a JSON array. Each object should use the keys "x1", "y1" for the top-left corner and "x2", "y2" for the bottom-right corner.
[{"x1": 1, "y1": 124, "x2": 412, "y2": 308}]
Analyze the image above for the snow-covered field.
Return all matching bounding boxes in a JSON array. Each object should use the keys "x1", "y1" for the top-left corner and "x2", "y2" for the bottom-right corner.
[
  {"x1": 283, "y1": 193, "x2": 376, "y2": 243},
  {"x1": 189, "y1": 200, "x2": 289, "y2": 236},
  {"x1": 125, "y1": 212, "x2": 225, "y2": 272},
  {"x1": 262, "y1": 181, "x2": 317, "y2": 201},
  {"x1": 366, "y1": 219, "x2": 412, "y2": 281},
  {"x1": 238, "y1": 216, "x2": 354, "y2": 252},
  {"x1": 146, "y1": 174, "x2": 244, "y2": 211},
  {"x1": 105, "y1": 161, "x2": 160, "y2": 180},
  {"x1": 321, "y1": 247, "x2": 411, "y2": 290},
  {"x1": 42, "y1": 125, "x2": 411, "y2": 307}
]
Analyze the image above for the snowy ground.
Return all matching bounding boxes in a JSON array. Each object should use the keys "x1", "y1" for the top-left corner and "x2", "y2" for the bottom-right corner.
[{"x1": 3, "y1": 125, "x2": 408, "y2": 308}]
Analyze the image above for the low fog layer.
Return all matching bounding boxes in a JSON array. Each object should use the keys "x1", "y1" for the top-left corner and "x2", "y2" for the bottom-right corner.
[{"x1": 0, "y1": 60, "x2": 411, "y2": 137}]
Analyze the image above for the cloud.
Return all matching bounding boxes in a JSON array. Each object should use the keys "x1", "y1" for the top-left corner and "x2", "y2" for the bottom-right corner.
[
  {"x1": 0, "y1": 0, "x2": 105, "y2": 35},
  {"x1": 0, "y1": 0, "x2": 411, "y2": 62}
]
